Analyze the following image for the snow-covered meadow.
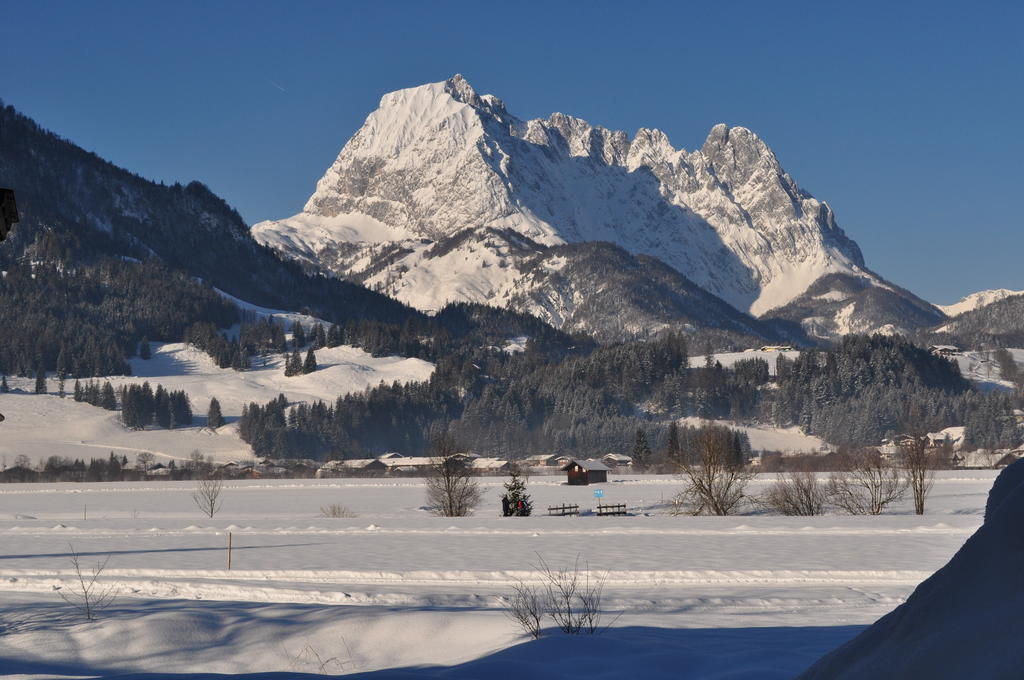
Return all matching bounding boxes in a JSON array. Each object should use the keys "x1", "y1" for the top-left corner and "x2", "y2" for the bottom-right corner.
[
  {"x1": 0, "y1": 341, "x2": 433, "y2": 467},
  {"x1": 0, "y1": 471, "x2": 994, "y2": 678}
]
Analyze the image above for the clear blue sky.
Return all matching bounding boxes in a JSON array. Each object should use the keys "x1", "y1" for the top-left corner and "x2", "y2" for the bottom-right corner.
[{"x1": 3, "y1": 0, "x2": 1021, "y2": 304}]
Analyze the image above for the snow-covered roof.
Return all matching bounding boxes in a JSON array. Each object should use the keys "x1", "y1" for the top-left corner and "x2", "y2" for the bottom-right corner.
[
  {"x1": 561, "y1": 459, "x2": 610, "y2": 472},
  {"x1": 469, "y1": 457, "x2": 508, "y2": 470},
  {"x1": 320, "y1": 458, "x2": 381, "y2": 470},
  {"x1": 380, "y1": 457, "x2": 435, "y2": 468}
]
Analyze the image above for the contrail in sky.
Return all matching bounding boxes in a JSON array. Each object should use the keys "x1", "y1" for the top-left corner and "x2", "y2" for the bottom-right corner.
[{"x1": 269, "y1": 80, "x2": 287, "y2": 93}]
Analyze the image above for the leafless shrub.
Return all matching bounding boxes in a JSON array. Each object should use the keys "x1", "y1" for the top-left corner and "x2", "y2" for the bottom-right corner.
[
  {"x1": 535, "y1": 554, "x2": 614, "y2": 635},
  {"x1": 504, "y1": 580, "x2": 545, "y2": 639},
  {"x1": 901, "y1": 437, "x2": 937, "y2": 515},
  {"x1": 828, "y1": 449, "x2": 908, "y2": 515},
  {"x1": 58, "y1": 544, "x2": 116, "y2": 621},
  {"x1": 319, "y1": 503, "x2": 356, "y2": 518},
  {"x1": 675, "y1": 425, "x2": 753, "y2": 515},
  {"x1": 757, "y1": 469, "x2": 828, "y2": 515},
  {"x1": 286, "y1": 638, "x2": 356, "y2": 674},
  {"x1": 192, "y1": 477, "x2": 224, "y2": 518},
  {"x1": 424, "y1": 434, "x2": 481, "y2": 517}
]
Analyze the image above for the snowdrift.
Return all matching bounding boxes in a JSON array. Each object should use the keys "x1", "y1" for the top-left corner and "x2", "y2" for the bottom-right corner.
[{"x1": 799, "y1": 459, "x2": 1024, "y2": 678}]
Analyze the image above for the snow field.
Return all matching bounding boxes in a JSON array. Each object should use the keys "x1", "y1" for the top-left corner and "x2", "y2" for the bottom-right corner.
[
  {"x1": 0, "y1": 341, "x2": 434, "y2": 466},
  {"x1": 0, "y1": 472, "x2": 995, "y2": 678}
]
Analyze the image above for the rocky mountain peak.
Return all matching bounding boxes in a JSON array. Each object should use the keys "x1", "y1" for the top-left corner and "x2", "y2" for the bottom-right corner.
[
  {"x1": 253, "y1": 76, "x2": 926, "y2": 339},
  {"x1": 443, "y1": 73, "x2": 479, "y2": 105}
]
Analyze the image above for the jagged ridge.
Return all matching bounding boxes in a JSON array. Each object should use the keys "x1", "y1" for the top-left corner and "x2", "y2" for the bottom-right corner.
[{"x1": 253, "y1": 75, "x2": 940, "y2": 341}]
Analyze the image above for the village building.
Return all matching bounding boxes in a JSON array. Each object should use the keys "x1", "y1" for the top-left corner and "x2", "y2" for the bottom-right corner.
[
  {"x1": 561, "y1": 458, "x2": 609, "y2": 485},
  {"x1": 523, "y1": 453, "x2": 559, "y2": 467},
  {"x1": 929, "y1": 345, "x2": 961, "y2": 357},
  {"x1": 601, "y1": 453, "x2": 632, "y2": 469}
]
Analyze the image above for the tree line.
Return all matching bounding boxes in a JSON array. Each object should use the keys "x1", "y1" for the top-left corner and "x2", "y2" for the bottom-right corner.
[{"x1": 236, "y1": 333, "x2": 1022, "y2": 461}]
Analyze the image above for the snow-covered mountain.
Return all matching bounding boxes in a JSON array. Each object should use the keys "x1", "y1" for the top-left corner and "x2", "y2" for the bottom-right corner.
[
  {"x1": 763, "y1": 273, "x2": 944, "y2": 340},
  {"x1": 254, "y1": 75, "x2": 936, "y2": 339},
  {"x1": 937, "y1": 289, "x2": 1024, "y2": 317}
]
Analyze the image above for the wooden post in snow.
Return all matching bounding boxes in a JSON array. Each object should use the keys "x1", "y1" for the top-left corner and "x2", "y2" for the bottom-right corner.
[{"x1": 227, "y1": 531, "x2": 233, "y2": 570}]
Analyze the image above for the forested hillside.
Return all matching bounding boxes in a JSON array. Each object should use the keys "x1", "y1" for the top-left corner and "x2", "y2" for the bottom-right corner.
[
  {"x1": 923, "y1": 294, "x2": 1024, "y2": 348},
  {"x1": 238, "y1": 334, "x2": 1022, "y2": 459},
  {"x1": 0, "y1": 102, "x2": 584, "y2": 376}
]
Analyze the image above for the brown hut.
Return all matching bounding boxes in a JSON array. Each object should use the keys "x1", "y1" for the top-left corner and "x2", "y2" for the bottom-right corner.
[{"x1": 561, "y1": 459, "x2": 609, "y2": 485}]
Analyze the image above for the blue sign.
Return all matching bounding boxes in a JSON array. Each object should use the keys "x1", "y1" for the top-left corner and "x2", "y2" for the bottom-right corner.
[{"x1": 593, "y1": 489, "x2": 604, "y2": 498}]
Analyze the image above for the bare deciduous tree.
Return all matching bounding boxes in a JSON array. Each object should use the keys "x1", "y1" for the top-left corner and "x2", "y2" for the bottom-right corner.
[
  {"x1": 424, "y1": 434, "x2": 481, "y2": 517},
  {"x1": 828, "y1": 449, "x2": 908, "y2": 515},
  {"x1": 758, "y1": 469, "x2": 827, "y2": 516},
  {"x1": 186, "y1": 449, "x2": 212, "y2": 476},
  {"x1": 192, "y1": 477, "x2": 224, "y2": 518},
  {"x1": 135, "y1": 451, "x2": 154, "y2": 471},
  {"x1": 675, "y1": 425, "x2": 753, "y2": 515},
  {"x1": 58, "y1": 544, "x2": 116, "y2": 621},
  {"x1": 901, "y1": 436, "x2": 936, "y2": 515}
]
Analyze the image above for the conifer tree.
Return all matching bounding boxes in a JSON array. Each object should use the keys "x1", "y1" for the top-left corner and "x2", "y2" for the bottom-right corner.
[
  {"x1": 108, "y1": 451, "x2": 122, "y2": 480},
  {"x1": 303, "y1": 348, "x2": 318, "y2": 374},
  {"x1": 100, "y1": 382, "x2": 118, "y2": 410},
  {"x1": 34, "y1": 363, "x2": 46, "y2": 394},
  {"x1": 139, "y1": 336, "x2": 151, "y2": 360},
  {"x1": 666, "y1": 421, "x2": 681, "y2": 467},
  {"x1": 0, "y1": 375, "x2": 8, "y2": 393},
  {"x1": 56, "y1": 347, "x2": 68, "y2": 380},
  {"x1": 503, "y1": 466, "x2": 532, "y2": 516},
  {"x1": 154, "y1": 386, "x2": 171, "y2": 428},
  {"x1": 327, "y1": 323, "x2": 342, "y2": 347},
  {"x1": 313, "y1": 323, "x2": 327, "y2": 349},
  {"x1": 632, "y1": 427, "x2": 652, "y2": 471},
  {"x1": 207, "y1": 397, "x2": 224, "y2": 429},
  {"x1": 285, "y1": 349, "x2": 302, "y2": 376},
  {"x1": 291, "y1": 321, "x2": 306, "y2": 349}
]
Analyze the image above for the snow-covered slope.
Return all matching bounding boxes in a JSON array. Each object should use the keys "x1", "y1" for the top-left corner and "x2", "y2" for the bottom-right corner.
[
  {"x1": 0, "y1": 342, "x2": 434, "y2": 466},
  {"x1": 938, "y1": 288, "x2": 1024, "y2": 317},
  {"x1": 799, "y1": 461, "x2": 1024, "y2": 678},
  {"x1": 253, "y1": 75, "x2": 907, "y2": 337},
  {"x1": 763, "y1": 273, "x2": 945, "y2": 340}
]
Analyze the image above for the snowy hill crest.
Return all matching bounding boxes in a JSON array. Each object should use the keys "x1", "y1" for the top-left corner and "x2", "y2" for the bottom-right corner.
[{"x1": 255, "y1": 75, "x2": 918, "y2": 335}]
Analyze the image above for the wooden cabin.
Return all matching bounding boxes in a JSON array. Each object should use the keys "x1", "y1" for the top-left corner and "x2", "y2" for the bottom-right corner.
[{"x1": 561, "y1": 459, "x2": 609, "y2": 485}]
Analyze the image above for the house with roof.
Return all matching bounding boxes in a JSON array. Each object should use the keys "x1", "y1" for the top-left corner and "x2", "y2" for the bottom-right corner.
[
  {"x1": 601, "y1": 453, "x2": 632, "y2": 469},
  {"x1": 469, "y1": 457, "x2": 510, "y2": 474},
  {"x1": 523, "y1": 453, "x2": 559, "y2": 467},
  {"x1": 560, "y1": 458, "x2": 609, "y2": 485},
  {"x1": 316, "y1": 458, "x2": 387, "y2": 478}
]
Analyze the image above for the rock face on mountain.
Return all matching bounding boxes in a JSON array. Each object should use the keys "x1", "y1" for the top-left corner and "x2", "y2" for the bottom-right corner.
[
  {"x1": 254, "y1": 75, "x2": 939, "y2": 340},
  {"x1": 763, "y1": 273, "x2": 944, "y2": 340}
]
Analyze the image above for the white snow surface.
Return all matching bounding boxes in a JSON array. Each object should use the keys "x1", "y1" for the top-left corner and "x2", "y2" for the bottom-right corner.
[
  {"x1": 689, "y1": 349, "x2": 800, "y2": 375},
  {"x1": 0, "y1": 342, "x2": 433, "y2": 467},
  {"x1": 252, "y1": 75, "x2": 872, "y2": 318},
  {"x1": 0, "y1": 472, "x2": 995, "y2": 678},
  {"x1": 952, "y1": 348, "x2": 1024, "y2": 392},
  {"x1": 799, "y1": 462, "x2": 1024, "y2": 678},
  {"x1": 678, "y1": 417, "x2": 828, "y2": 454},
  {"x1": 936, "y1": 288, "x2": 1024, "y2": 317}
]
